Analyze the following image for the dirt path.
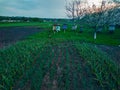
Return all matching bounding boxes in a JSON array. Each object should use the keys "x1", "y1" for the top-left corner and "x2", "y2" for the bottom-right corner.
[{"x1": 97, "y1": 45, "x2": 120, "y2": 65}]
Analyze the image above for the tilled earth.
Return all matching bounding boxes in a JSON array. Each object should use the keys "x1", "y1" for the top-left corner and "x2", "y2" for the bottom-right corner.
[{"x1": 0, "y1": 26, "x2": 43, "y2": 48}]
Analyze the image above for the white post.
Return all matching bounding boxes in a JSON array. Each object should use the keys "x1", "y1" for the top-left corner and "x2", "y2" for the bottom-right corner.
[{"x1": 94, "y1": 32, "x2": 96, "y2": 39}]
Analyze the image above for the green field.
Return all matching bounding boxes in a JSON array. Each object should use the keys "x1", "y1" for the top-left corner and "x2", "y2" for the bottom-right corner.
[
  {"x1": 0, "y1": 22, "x2": 52, "y2": 30},
  {"x1": 0, "y1": 22, "x2": 120, "y2": 46},
  {"x1": 0, "y1": 22, "x2": 120, "y2": 90}
]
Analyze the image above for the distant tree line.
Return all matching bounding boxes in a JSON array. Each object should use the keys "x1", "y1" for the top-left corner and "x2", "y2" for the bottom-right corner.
[
  {"x1": 0, "y1": 16, "x2": 70, "y2": 23},
  {"x1": 0, "y1": 16, "x2": 43, "y2": 22}
]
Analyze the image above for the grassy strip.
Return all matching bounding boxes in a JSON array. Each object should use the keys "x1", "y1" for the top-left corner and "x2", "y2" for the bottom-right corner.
[
  {"x1": 0, "y1": 39, "x2": 47, "y2": 90},
  {"x1": 0, "y1": 22, "x2": 50, "y2": 27},
  {"x1": 75, "y1": 43, "x2": 120, "y2": 90},
  {"x1": 13, "y1": 45, "x2": 54, "y2": 90},
  {"x1": 68, "y1": 46, "x2": 81, "y2": 90},
  {"x1": 64, "y1": 47, "x2": 71, "y2": 90},
  {"x1": 0, "y1": 22, "x2": 41, "y2": 27},
  {"x1": 30, "y1": 46, "x2": 53, "y2": 90},
  {"x1": 0, "y1": 39, "x2": 119, "y2": 89},
  {"x1": 0, "y1": 21, "x2": 120, "y2": 46},
  {"x1": 27, "y1": 28, "x2": 120, "y2": 46}
]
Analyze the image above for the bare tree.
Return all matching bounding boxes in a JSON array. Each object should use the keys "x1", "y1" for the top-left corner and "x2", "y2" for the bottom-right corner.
[
  {"x1": 65, "y1": 0, "x2": 75, "y2": 21},
  {"x1": 75, "y1": 0, "x2": 89, "y2": 20},
  {"x1": 65, "y1": 0, "x2": 89, "y2": 22}
]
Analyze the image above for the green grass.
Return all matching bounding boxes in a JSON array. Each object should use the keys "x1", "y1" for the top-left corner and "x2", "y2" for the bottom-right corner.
[
  {"x1": 27, "y1": 27, "x2": 120, "y2": 46},
  {"x1": 0, "y1": 22, "x2": 120, "y2": 90},
  {"x1": 0, "y1": 39, "x2": 47, "y2": 90},
  {"x1": 0, "y1": 40, "x2": 119, "y2": 90},
  {"x1": 75, "y1": 43, "x2": 120, "y2": 90},
  {"x1": 0, "y1": 22, "x2": 52, "y2": 28},
  {"x1": 0, "y1": 21, "x2": 120, "y2": 46},
  {"x1": 0, "y1": 22, "x2": 39, "y2": 27}
]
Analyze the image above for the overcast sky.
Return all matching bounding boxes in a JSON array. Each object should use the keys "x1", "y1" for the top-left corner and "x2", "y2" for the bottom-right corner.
[
  {"x1": 0, "y1": 0, "x2": 115, "y2": 18},
  {"x1": 0, "y1": 0, "x2": 67, "y2": 18}
]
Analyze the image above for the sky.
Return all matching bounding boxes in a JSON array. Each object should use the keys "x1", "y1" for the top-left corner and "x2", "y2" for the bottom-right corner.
[
  {"x1": 0, "y1": 0, "x2": 113, "y2": 18},
  {"x1": 0, "y1": 0, "x2": 67, "y2": 18}
]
